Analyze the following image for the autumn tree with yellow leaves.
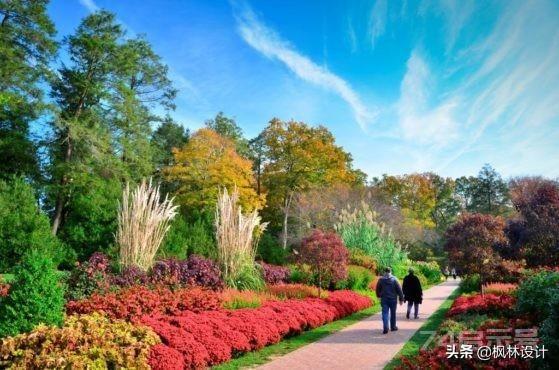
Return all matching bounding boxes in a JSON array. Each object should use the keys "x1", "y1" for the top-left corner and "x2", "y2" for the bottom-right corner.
[{"x1": 164, "y1": 128, "x2": 264, "y2": 214}]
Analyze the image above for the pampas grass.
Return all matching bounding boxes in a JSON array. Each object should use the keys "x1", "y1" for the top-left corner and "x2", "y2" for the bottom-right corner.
[
  {"x1": 117, "y1": 179, "x2": 178, "y2": 271},
  {"x1": 215, "y1": 187, "x2": 267, "y2": 290}
]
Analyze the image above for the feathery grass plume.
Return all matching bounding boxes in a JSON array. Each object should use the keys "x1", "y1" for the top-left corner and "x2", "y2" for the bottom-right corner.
[
  {"x1": 117, "y1": 179, "x2": 178, "y2": 271},
  {"x1": 334, "y1": 201, "x2": 407, "y2": 271},
  {"x1": 215, "y1": 187, "x2": 267, "y2": 290}
]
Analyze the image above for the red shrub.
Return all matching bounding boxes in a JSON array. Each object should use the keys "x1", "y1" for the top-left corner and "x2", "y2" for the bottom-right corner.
[
  {"x1": 142, "y1": 290, "x2": 372, "y2": 369},
  {"x1": 66, "y1": 285, "x2": 221, "y2": 320},
  {"x1": 148, "y1": 344, "x2": 184, "y2": 370},
  {"x1": 447, "y1": 293, "x2": 515, "y2": 317},
  {"x1": 260, "y1": 263, "x2": 290, "y2": 284}
]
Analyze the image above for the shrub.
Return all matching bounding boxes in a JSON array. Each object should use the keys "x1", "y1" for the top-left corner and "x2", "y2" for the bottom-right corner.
[
  {"x1": 459, "y1": 274, "x2": 481, "y2": 293},
  {"x1": 117, "y1": 179, "x2": 178, "y2": 271},
  {"x1": 181, "y1": 254, "x2": 224, "y2": 290},
  {"x1": 0, "y1": 250, "x2": 65, "y2": 338},
  {"x1": 288, "y1": 264, "x2": 313, "y2": 284},
  {"x1": 0, "y1": 313, "x2": 159, "y2": 369},
  {"x1": 66, "y1": 286, "x2": 222, "y2": 320},
  {"x1": 0, "y1": 177, "x2": 69, "y2": 271},
  {"x1": 141, "y1": 290, "x2": 372, "y2": 368},
  {"x1": 540, "y1": 288, "x2": 559, "y2": 367},
  {"x1": 0, "y1": 283, "x2": 9, "y2": 297},
  {"x1": 111, "y1": 265, "x2": 149, "y2": 287},
  {"x1": 257, "y1": 232, "x2": 287, "y2": 265},
  {"x1": 215, "y1": 188, "x2": 266, "y2": 290},
  {"x1": 148, "y1": 344, "x2": 184, "y2": 370},
  {"x1": 516, "y1": 271, "x2": 559, "y2": 322},
  {"x1": 483, "y1": 282, "x2": 518, "y2": 295},
  {"x1": 299, "y1": 229, "x2": 349, "y2": 295},
  {"x1": 260, "y1": 262, "x2": 290, "y2": 285},
  {"x1": 448, "y1": 293, "x2": 515, "y2": 317},
  {"x1": 65, "y1": 252, "x2": 111, "y2": 301},
  {"x1": 336, "y1": 265, "x2": 373, "y2": 291},
  {"x1": 267, "y1": 283, "x2": 326, "y2": 299},
  {"x1": 411, "y1": 260, "x2": 442, "y2": 285},
  {"x1": 349, "y1": 249, "x2": 377, "y2": 273}
]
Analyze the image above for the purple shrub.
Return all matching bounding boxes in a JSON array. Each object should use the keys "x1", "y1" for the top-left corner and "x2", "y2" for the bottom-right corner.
[
  {"x1": 111, "y1": 266, "x2": 149, "y2": 287},
  {"x1": 181, "y1": 255, "x2": 224, "y2": 291},
  {"x1": 260, "y1": 262, "x2": 290, "y2": 285},
  {"x1": 150, "y1": 259, "x2": 183, "y2": 286}
]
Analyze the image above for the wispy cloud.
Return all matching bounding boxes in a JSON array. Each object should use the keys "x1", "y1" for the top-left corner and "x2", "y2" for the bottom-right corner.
[
  {"x1": 396, "y1": 51, "x2": 459, "y2": 147},
  {"x1": 235, "y1": 6, "x2": 376, "y2": 130},
  {"x1": 368, "y1": 0, "x2": 387, "y2": 49},
  {"x1": 78, "y1": 0, "x2": 99, "y2": 12}
]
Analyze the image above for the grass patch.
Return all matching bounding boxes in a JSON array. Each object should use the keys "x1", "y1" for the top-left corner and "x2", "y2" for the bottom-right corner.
[
  {"x1": 384, "y1": 286, "x2": 462, "y2": 370},
  {"x1": 212, "y1": 290, "x2": 381, "y2": 370}
]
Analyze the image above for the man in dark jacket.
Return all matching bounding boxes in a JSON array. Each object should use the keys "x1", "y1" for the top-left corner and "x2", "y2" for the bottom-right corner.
[
  {"x1": 402, "y1": 268, "x2": 423, "y2": 319},
  {"x1": 376, "y1": 267, "x2": 404, "y2": 334}
]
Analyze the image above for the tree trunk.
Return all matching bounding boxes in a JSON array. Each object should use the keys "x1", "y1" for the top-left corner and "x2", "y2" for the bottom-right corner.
[
  {"x1": 281, "y1": 192, "x2": 293, "y2": 249},
  {"x1": 51, "y1": 131, "x2": 73, "y2": 235}
]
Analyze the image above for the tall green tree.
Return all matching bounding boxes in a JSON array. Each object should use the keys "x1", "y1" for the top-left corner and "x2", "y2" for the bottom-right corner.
[
  {"x1": 205, "y1": 112, "x2": 249, "y2": 156},
  {"x1": 0, "y1": 0, "x2": 57, "y2": 181},
  {"x1": 110, "y1": 36, "x2": 177, "y2": 182},
  {"x1": 49, "y1": 11, "x2": 123, "y2": 236},
  {"x1": 152, "y1": 115, "x2": 189, "y2": 171},
  {"x1": 456, "y1": 164, "x2": 510, "y2": 215}
]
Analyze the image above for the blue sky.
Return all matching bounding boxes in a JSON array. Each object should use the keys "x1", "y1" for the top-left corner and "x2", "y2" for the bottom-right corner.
[{"x1": 48, "y1": 0, "x2": 559, "y2": 179}]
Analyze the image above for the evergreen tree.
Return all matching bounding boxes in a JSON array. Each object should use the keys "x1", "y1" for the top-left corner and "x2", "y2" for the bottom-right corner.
[
  {"x1": 0, "y1": 0, "x2": 57, "y2": 181},
  {"x1": 205, "y1": 112, "x2": 249, "y2": 156}
]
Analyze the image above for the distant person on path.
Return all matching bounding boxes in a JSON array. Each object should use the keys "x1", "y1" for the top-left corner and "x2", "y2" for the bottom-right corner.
[
  {"x1": 451, "y1": 267, "x2": 457, "y2": 280},
  {"x1": 443, "y1": 266, "x2": 450, "y2": 281},
  {"x1": 402, "y1": 268, "x2": 423, "y2": 319},
  {"x1": 375, "y1": 267, "x2": 404, "y2": 334}
]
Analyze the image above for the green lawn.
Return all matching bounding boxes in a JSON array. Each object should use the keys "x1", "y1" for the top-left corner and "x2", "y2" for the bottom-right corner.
[
  {"x1": 384, "y1": 287, "x2": 462, "y2": 370},
  {"x1": 212, "y1": 290, "x2": 381, "y2": 370}
]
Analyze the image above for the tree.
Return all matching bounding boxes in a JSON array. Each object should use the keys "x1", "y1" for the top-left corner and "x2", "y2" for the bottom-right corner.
[
  {"x1": 261, "y1": 119, "x2": 362, "y2": 248},
  {"x1": 110, "y1": 36, "x2": 177, "y2": 182},
  {"x1": 458, "y1": 164, "x2": 510, "y2": 215},
  {"x1": 444, "y1": 213, "x2": 507, "y2": 290},
  {"x1": 0, "y1": 0, "x2": 57, "y2": 181},
  {"x1": 509, "y1": 177, "x2": 559, "y2": 266},
  {"x1": 205, "y1": 112, "x2": 249, "y2": 156},
  {"x1": 48, "y1": 11, "x2": 123, "y2": 235},
  {"x1": 152, "y1": 116, "x2": 189, "y2": 171},
  {"x1": 298, "y1": 229, "x2": 349, "y2": 297},
  {"x1": 164, "y1": 128, "x2": 263, "y2": 213}
]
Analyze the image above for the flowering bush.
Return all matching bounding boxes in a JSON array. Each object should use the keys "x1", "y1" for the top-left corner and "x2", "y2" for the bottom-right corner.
[
  {"x1": 66, "y1": 285, "x2": 222, "y2": 320},
  {"x1": 65, "y1": 252, "x2": 111, "y2": 300},
  {"x1": 0, "y1": 313, "x2": 159, "y2": 369},
  {"x1": 111, "y1": 265, "x2": 149, "y2": 287},
  {"x1": 267, "y1": 283, "x2": 327, "y2": 299},
  {"x1": 260, "y1": 262, "x2": 290, "y2": 285},
  {"x1": 483, "y1": 282, "x2": 518, "y2": 295},
  {"x1": 447, "y1": 293, "x2": 515, "y2": 317},
  {"x1": 142, "y1": 290, "x2": 372, "y2": 368}
]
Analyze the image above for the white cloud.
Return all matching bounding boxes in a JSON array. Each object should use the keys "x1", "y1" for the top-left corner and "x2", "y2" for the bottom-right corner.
[
  {"x1": 397, "y1": 52, "x2": 458, "y2": 146},
  {"x1": 235, "y1": 7, "x2": 376, "y2": 131},
  {"x1": 368, "y1": 0, "x2": 387, "y2": 49},
  {"x1": 78, "y1": 0, "x2": 99, "y2": 12}
]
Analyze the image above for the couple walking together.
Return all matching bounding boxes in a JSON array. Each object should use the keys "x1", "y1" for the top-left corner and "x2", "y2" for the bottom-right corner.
[{"x1": 375, "y1": 267, "x2": 423, "y2": 334}]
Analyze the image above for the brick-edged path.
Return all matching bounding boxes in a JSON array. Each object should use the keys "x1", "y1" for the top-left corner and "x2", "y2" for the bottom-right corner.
[{"x1": 257, "y1": 279, "x2": 460, "y2": 370}]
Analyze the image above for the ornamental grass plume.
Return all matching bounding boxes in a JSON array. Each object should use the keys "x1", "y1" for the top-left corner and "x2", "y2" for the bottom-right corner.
[
  {"x1": 215, "y1": 187, "x2": 267, "y2": 290},
  {"x1": 117, "y1": 179, "x2": 178, "y2": 271}
]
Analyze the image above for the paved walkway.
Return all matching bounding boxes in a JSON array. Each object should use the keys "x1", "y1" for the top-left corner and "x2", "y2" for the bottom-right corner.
[{"x1": 258, "y1": 279, "x2": 460, "y2": 370}]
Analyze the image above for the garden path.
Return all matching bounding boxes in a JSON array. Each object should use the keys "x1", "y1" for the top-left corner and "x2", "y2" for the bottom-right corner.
[{"x1": 257, "y1": 279, "x2": 460, "y2": 370}]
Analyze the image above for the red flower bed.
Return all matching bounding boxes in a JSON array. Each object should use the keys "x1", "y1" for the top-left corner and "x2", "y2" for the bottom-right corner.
[
  {"x1": 142, "y1": 290, "x2": 372, "y2": 368},
  {"x1": 66, "y1": 285, "x2": 222, "y2": 320},
  {"x1": 447, "y1": 293, "x2": 515, "y2": 317}
]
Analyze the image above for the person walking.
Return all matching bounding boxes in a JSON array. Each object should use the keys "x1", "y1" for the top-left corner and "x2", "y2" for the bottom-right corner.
[
  {"x1": 443, "y1": 266, "x2": 450, "y2": 281},
  {"x1": 402, "y1": 268, "x2": 423, "y2": 319},
  {"x1": 451, "y1": 267, "x2": 457, "y2": 280},
  {"x1": 375, "y1": 267, "x2": 404, "y2": 334}
]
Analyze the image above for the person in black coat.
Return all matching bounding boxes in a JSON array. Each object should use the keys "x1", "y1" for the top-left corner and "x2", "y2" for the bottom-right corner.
[{"x1": 402, "y1": 268, "x2": 423, "y2": 319}]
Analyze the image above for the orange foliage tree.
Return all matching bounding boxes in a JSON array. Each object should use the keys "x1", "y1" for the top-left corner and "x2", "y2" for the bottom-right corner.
[{"x1": 164, "y1": 128, "x2": 263, "y2": 213}]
